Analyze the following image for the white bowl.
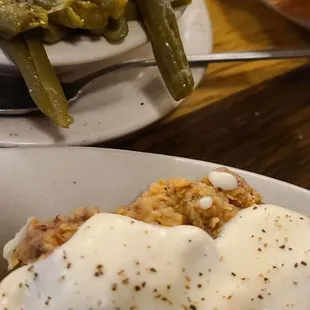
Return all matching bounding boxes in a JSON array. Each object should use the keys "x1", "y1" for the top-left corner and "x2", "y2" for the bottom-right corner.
[
  {"x1": 0, "y1": 147, "x2": 309, "y2": 279},
  {"x1": 0, "y1": 7, "x2": 185, "y2": 72}
]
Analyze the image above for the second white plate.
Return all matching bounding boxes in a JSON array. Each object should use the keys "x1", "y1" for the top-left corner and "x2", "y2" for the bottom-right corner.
[{"x1": 0, "y1": 0, "x2": 212, "y2": 147}]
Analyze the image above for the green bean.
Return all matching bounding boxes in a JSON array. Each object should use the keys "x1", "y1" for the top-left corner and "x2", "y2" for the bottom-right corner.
[
  {"x1": 51, "y1": 2, "x2": 110, "y2": 29},
  {"x1": 136, "y1": 0, "x2": 194, "y2": 101},
  {"x1": 124, "y1": 0, "x2": 188, "y2": 21},
  {"x1": 90, "y1": 17, "x2": 128, "y2": 40},
  {"x1": 49, "y1": 6, "x2": 85, "y2": 28},
  {"x1": 73, "y1": 1, "x2": 109, "y2": 29},
  {"x1": 106, "y1": 0, "x2": 128, "y2": 19},
  {"x1": 49, "y1": 0, "x2": 127, "y2": 29},
  {"x1": 25, "y1": 35, "x2": 74, "y2": 127},
  {"x1": 42, "y1": 24, "x2": 71, "y2": 43},
  {"x1": 0, "y1": 35, "x2": 74, "y2": 128},
  {"x1": 124, "y1": 1, "x2": 140, "y2": 21},
  {"x1": 171, "y1": 0, "x2": 192, "y2": 7},
  {"x1": 0, "y1": 1, "x2": 48, "y2": 39},
  {"x1": 33, "y1": 0, "x2": 63, "y2": 10},
  {"x1": 0, "y1": 0, "x2": 193, "y2": 127},
  {"x1": 102, "y1": 17, "x2": 128, "y2": 41}
]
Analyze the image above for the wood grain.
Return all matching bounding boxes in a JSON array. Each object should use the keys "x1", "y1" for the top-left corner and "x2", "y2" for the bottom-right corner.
[
  {"x1": 103, "y1": 65, "x2": 310, "y2": 190},
  {"x1": 102, "y1": 0, "x2": 310, "y2": 191},
  {"x1": 166, "y1": 0, "x2": 310, "y2": 120}
]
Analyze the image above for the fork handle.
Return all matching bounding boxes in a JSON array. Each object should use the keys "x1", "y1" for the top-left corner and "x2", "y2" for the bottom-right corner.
[
  {"x1": 188, "y1": 48, "x2": 310, "y2": 64},
  {"x1": 69, "y1": 47, "x2": 310, "y2": 91}
]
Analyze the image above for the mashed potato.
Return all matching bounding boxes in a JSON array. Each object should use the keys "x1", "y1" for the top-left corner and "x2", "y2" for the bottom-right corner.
[{"x1": 2, "y1": 206, "x2": 310, "y2": 310}]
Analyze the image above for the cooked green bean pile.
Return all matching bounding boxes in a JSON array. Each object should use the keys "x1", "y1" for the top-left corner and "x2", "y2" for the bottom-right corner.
[{"x1": 0, "y1": 0, "x2": 193, "y2": 127}]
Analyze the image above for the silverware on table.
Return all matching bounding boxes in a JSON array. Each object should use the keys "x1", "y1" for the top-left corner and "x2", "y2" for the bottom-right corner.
[{"x1": 1, "y1": 47, "x2": 310, "y2": 115}]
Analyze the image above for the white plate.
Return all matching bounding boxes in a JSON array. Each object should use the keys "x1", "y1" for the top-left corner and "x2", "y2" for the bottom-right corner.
[
  {"x1": 0, "y1": 147, "x2": 309, "y2": 278},
  {"x1": 0, "y1": 0, "x2": 212, "y2": 147},
  {"x1": 0, "y1": 7, "x2": 184, "y2": 68},
  {"x1": 261, "y1": 0, "x2": 310, "y2": 29}
]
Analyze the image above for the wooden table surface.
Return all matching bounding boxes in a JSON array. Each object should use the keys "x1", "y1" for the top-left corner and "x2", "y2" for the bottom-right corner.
[{"x1": 103, "y1": 0, "x2": 310, "y2": 191}]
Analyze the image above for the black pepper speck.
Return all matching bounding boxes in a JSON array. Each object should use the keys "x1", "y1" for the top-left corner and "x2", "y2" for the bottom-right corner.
[{"x1": 27, "y1": 266, "x2": 34, "y2": 272}]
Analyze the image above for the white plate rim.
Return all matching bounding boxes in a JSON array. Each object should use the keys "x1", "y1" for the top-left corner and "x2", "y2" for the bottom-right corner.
[
  {"x1": 1, "y1": 146, "x2": 309, "y2": 198},
  {"x1": 68, "y1": 147, "x2": 309, "y2": 196},
  {"x1": 0, "y1": 146, "x2": 308, "y2": 209}
]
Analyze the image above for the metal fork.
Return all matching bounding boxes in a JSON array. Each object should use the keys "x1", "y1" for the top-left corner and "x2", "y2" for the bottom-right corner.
[{"x1": 1, "y1": 47, "x2": 310, "y2": 115}]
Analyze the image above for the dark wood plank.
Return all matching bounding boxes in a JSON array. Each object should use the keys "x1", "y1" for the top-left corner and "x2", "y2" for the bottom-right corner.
[{"x1": 102, "y1": 65, "x2": 310, "y2": 190}]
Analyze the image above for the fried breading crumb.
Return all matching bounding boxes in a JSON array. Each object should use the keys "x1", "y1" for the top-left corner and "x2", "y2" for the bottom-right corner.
[
  {"x1": 6, "y1": 168, "x2": 262, "y2": 269},
  {"x1": 7, "y1": 206, "x2": 100, "y2": 270},
  {"x1": 117, "y1": 168, "x2": 262, "y2": 237}
]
